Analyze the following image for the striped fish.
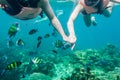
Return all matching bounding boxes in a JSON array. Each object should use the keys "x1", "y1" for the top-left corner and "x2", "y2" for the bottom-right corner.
[{"x1": 5, "y1": 62, "x2": 22, "y2": 70}]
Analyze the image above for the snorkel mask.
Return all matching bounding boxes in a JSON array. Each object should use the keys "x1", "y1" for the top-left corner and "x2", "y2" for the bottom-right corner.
[{"x1": 85, "y1": 0, "x2": 100, "y2": 6}]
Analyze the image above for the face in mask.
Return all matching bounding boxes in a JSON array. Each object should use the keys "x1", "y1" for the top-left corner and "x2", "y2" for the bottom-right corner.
[{"x1": 85, "y1": 0, "x2": 100, "y2": 6}]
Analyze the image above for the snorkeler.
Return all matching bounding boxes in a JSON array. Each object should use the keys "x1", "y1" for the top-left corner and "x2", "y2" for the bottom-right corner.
[
  {"x1": 0, "y1": 0, "x2": 70, "y2": 44},
  {"x1": 67, "y1": 0, "x2": 120, "y2": 47}
]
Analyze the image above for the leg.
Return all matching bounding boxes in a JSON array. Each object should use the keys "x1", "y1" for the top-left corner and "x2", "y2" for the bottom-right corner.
[
  {"x1": 103, "y1": 2, "x2": 114, "y2": 17},
  {"x1": 83, "y1": 14, "x2": 92, "y2": 27}
]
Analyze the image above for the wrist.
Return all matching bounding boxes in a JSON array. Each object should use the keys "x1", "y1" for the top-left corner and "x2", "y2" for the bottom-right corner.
[
  {"x1": 62, "y1": 35, "x2": 68, "y2": 41},
  {"x1": 69, "y1": 33, "x2": 76, "y2": 38}
]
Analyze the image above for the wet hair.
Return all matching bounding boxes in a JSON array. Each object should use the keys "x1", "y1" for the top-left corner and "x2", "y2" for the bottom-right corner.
[
  {"x1": 18, "y1": 0, "x2": 39, "y2": 8},
  {"x1": 85, "y1": 0, "x2": 99, "y2": 6}
]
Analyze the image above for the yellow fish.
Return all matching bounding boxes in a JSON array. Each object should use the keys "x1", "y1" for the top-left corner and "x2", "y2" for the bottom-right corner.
[{"x1": 5, "y1": 61, "x2": 22, "y2": 70}]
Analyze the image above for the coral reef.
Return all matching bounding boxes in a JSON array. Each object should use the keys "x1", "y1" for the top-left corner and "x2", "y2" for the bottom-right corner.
[{"x1": 1, "y1": 43, "x2": 120, "y2": 80}]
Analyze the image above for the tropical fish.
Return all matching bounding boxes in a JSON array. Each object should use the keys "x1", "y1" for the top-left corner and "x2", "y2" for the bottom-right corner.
[
  {"x1": 54, "y1": 40, "x2": 72, "y2": 49},
  {"x1": 37, "y1": 41, "x2": 41, "y2": 48},
  {"x1": 54, "y1": 40, "x2": 64, "y2": 48},
  {"x1": 8, "y1": 22, "x2": 20, "y2": 38},
  {"x1": 5, "y1": 61, "x2": 22, "y2": 70},
  {"x1": 44, "y1": 34, "x2": 50, "y2": 38},
  {"x1": 16, "y1": 39, "x2": 25, "y2": 46},
  {"x1": 31, "y1": 57, "x2": 42, "y2": 64},
  {"x1": 37, "y1": 36, "x2": 42, "y2": 41},
  {"x1": 51, "y1": 32, "x2": 57, "y2": 37},
  {"x1": 51, "y1": 50, "x2": 57, "y2": 54},
  {"x1": 28, "y1": 29, "x2": 38, "y2": 35}
]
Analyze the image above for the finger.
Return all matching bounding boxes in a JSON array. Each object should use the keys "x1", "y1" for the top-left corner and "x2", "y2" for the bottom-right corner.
[{"x1": 71, "y1": 43, "x2": 75, "y2": 50}]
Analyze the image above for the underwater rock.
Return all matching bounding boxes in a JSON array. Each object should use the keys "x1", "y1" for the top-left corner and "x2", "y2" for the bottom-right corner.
[
  {"x1": 20, "y1": 73, "x2": 51, "y2": 80},
  {"x1": 30, "y1": 73, "x2": 51, "y2": 80}
]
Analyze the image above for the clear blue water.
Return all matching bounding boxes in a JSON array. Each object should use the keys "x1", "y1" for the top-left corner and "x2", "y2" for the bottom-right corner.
[
  {"x1": 0, "y1": 1, "x2": 120, "y2": 50},
  {"x1": 0, "y1": 1, "x2": 120, "y2": 80}
]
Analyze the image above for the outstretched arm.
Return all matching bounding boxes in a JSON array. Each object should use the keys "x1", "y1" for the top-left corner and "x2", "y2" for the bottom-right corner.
[
  {"x1": 67, "y1": 3, "x2": 83, "y2": 43},
  {"x1": 39, "y1": 0, "x2": 69, "y2": 41},
  {"x1": 110, "y1": 0, "x2": 120, "y2": 3}
]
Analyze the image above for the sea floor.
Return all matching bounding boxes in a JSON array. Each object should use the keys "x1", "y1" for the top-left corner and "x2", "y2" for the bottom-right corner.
[{"x1": 0, "y1": 43, "x2": 120, "y2": 80}]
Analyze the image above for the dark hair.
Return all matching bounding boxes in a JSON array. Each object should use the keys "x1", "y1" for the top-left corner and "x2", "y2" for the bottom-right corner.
[{"x1": 85, "y1": 0, "x2": 99, "y2": 6}]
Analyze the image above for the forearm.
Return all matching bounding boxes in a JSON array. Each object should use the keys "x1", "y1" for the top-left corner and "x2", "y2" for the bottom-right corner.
[
  {"x1": 51, "y1": 16, "x2": 67, "y2": 39},
  {"x1": 39, "y1": 0, "x2": 67, "y2": 39},
  {"x1": 67, "y1": 19, "x2": 75, "y2": 37},
  {"x1": 67, "y1": 3, "x2": 82, "y2": 37}
]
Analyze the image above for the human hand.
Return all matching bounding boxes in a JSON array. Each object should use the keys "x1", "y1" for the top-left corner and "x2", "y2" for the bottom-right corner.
[
  {"x1": 63, "y1": 35, "x2": 77, "y2": 50},
  {"x1": 68, "y1": 35, "x2": 76, "y2": 50}
]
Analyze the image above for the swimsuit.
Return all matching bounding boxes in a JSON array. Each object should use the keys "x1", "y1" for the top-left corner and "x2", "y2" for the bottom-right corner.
[{"x1": 3, "y1": 0, "x2": 40, "y2": 15}]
